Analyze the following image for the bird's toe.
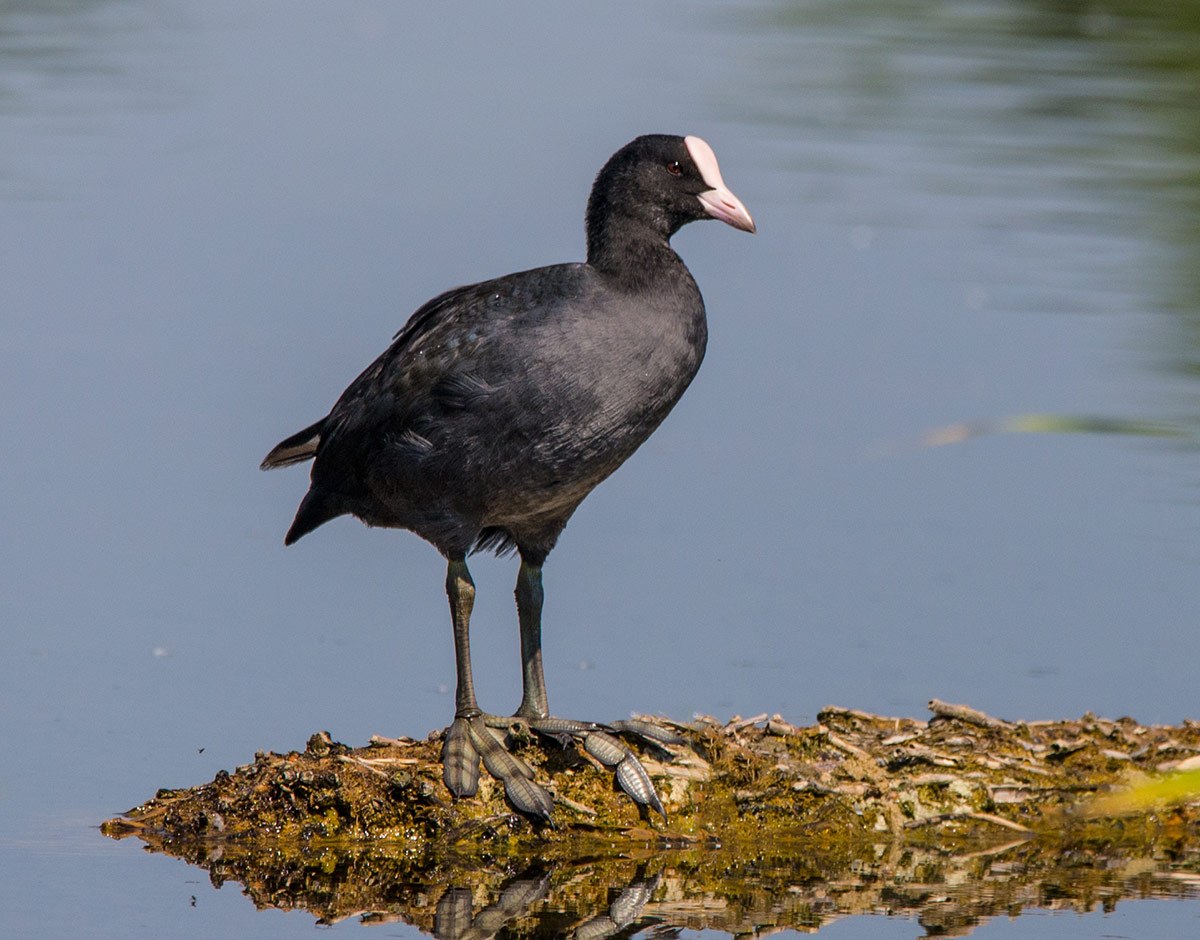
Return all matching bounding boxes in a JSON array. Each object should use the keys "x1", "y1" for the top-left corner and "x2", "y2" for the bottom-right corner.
[
  {"x1": 441, "y1": 717, "x2": 481, "y2": 798},
  {"x1": 614, "y1": 753, "x2": 667, "y2": 820},
  {"x1": 467, "y1": 716, "x2": 555, "y2": 820},
  {"x1": 529, "y1": 716, "x2": 608, "y2": 749},
  {"x1": 441, "y1": 712, "x2": 671, "y2": 822},
  {"x1": 581, "y1": 729, "x2": 668, "y2": 820},
  {"x1": 609, "y1": 718, "x2": 684, "y2": 747}
]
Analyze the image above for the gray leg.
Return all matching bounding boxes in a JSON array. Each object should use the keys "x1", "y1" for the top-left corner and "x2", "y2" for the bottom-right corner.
[
  {"x1": 515, "y1": 560, "x2": 549, "y2": 720},
  {"x1": 442, "y1": 556, "x2": 554, "y2": 819},
  {"x1": 447, "y1": 559, "x2": 479, "y2": 719},
  {"x1": 442, "y1": 558, "x2": 481, "y2": 798},
  {"x1": 441, "y1": 555, "x2": 676, "y2": 822},
  {"x1": 511, "y1": 558, "x2": 671, "y2": 820}
]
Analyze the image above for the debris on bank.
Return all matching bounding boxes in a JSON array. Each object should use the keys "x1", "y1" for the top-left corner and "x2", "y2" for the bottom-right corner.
[{"x1": 103, "y1": 700, "x2": 1200, "y2": 856}]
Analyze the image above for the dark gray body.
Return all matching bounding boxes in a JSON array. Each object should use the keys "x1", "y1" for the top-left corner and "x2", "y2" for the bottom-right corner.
[
  {"x1": 283, "y1": 253, "x2": 706, "y2": 563},
  {"x1": 263, "y1": 134, "x2": 754, "y2": 820}
]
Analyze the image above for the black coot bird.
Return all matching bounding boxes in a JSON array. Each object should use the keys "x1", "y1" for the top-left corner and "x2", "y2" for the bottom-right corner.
[{"x1": 262, "y1": 134, "x2": 754, "y2": 820}]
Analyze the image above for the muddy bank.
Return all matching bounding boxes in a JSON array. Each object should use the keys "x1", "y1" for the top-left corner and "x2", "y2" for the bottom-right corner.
[
  {"x1": 105, "y1": 701, "x2": 1200, "y2": 850},
  {"x1": 101, "y1": 701, "x2": 1200, "y2": 932}
]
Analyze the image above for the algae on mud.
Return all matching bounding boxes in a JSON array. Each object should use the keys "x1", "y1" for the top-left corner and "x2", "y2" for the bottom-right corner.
[{"x1": 103, "y1": 702, "x2": 1200, "y2": 934}]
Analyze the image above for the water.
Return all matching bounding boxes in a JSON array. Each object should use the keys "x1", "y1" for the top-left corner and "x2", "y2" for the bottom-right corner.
[{"x1": 2, "y1": 0, "x2": 1198, "y2": 936}]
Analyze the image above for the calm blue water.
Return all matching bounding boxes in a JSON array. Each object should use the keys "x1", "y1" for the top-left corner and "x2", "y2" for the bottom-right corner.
[{"x1": 2, "y1": 1, "x2": 1198, "y2": 936}]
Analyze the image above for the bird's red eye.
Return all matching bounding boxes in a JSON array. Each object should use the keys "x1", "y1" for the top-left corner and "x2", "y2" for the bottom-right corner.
[{"x1": 666, "y1": 161, "x2": 683, "y2": 176}]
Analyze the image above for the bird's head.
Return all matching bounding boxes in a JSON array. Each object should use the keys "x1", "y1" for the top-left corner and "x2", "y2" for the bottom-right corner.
[{"x1": 586, "y1": 134, "x2": 756, "y2": 251}]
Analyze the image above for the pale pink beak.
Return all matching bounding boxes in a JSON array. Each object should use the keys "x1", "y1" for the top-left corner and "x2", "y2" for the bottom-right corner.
[{"x1": 685, "y1": 135, "x2": 756, "y2": 234}]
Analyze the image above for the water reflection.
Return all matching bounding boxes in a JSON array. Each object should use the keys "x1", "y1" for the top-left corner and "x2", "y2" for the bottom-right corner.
[
  {"x1": 732, "y1": 0, "x2": 1200, "y2": 386},
  {"x1": 123, "y1": 830, "x2": 1200, "y2": 937}
]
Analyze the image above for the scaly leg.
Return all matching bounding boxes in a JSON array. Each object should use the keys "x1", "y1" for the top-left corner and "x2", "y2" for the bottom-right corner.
[
  {"x1": 441, "y1": 557, "x2": 555, "y2": 819},
  {"x1": 510, "y1": 558, "x2": 673, "y2": 820},
  {"x1": 441, "y1": 556, "x2": 678, "y2": 821},
  {"x1": 515, "y1": 559, "x2": 548, "y2": 719},
  {"x1": 441, "y1": 558, "x2": 481, "y2": 799}
]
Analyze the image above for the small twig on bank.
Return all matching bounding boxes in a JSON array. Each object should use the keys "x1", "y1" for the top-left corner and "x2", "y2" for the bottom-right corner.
[
  {"x1": 820, "y1": 705, "x2": 892, "y2": 724},
  {"x1": 928, "y1": 699, "x2": 1012, "y2": 730},
  {"x1": 725, "y1": 714, "x2": 769, "y2": 733},
  {"x1": 369, "y1": 734, "x2": 420, "y2": 747},
  {"x1": 905, "y1": 810, "x2": 1032, "y2": 833},
  {"x1": 822, "y1": 729, "x2": 876, "y2": 762},
  {"x1": 338, "y1": 755, "x2": 393, "y2": 779}
]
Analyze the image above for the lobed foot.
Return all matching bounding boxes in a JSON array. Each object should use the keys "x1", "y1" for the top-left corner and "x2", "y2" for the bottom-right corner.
[{"x1": 441, "y1": 713, "x2": 681, "y2": 821}]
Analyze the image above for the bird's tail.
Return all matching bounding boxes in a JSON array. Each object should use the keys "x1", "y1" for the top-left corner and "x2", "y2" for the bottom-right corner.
[
  {"x1": 261, "y1": 418, "x2": 324, "y2": 470},
  {"x1": 284, "y1": 487, "x2": 344, "y2": 545}
]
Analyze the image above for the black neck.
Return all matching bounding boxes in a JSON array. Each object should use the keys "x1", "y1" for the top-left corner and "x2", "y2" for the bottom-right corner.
[{"x1": 586, "y1": 212, "x2": 683, "y2": 290}]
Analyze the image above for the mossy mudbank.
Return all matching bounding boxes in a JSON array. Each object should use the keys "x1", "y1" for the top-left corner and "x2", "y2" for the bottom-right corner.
[
  {"x1": 104, "y1": 700, "x2": 1200, "y2": 850},
  {"x1": 102, "y1": 702, "x2": 1200, "y2": 933}
]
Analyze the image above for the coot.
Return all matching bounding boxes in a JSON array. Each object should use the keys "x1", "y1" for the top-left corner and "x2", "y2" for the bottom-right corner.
[{"x1": 263, "y1": 134, "x2": 754, "y2": 820}]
